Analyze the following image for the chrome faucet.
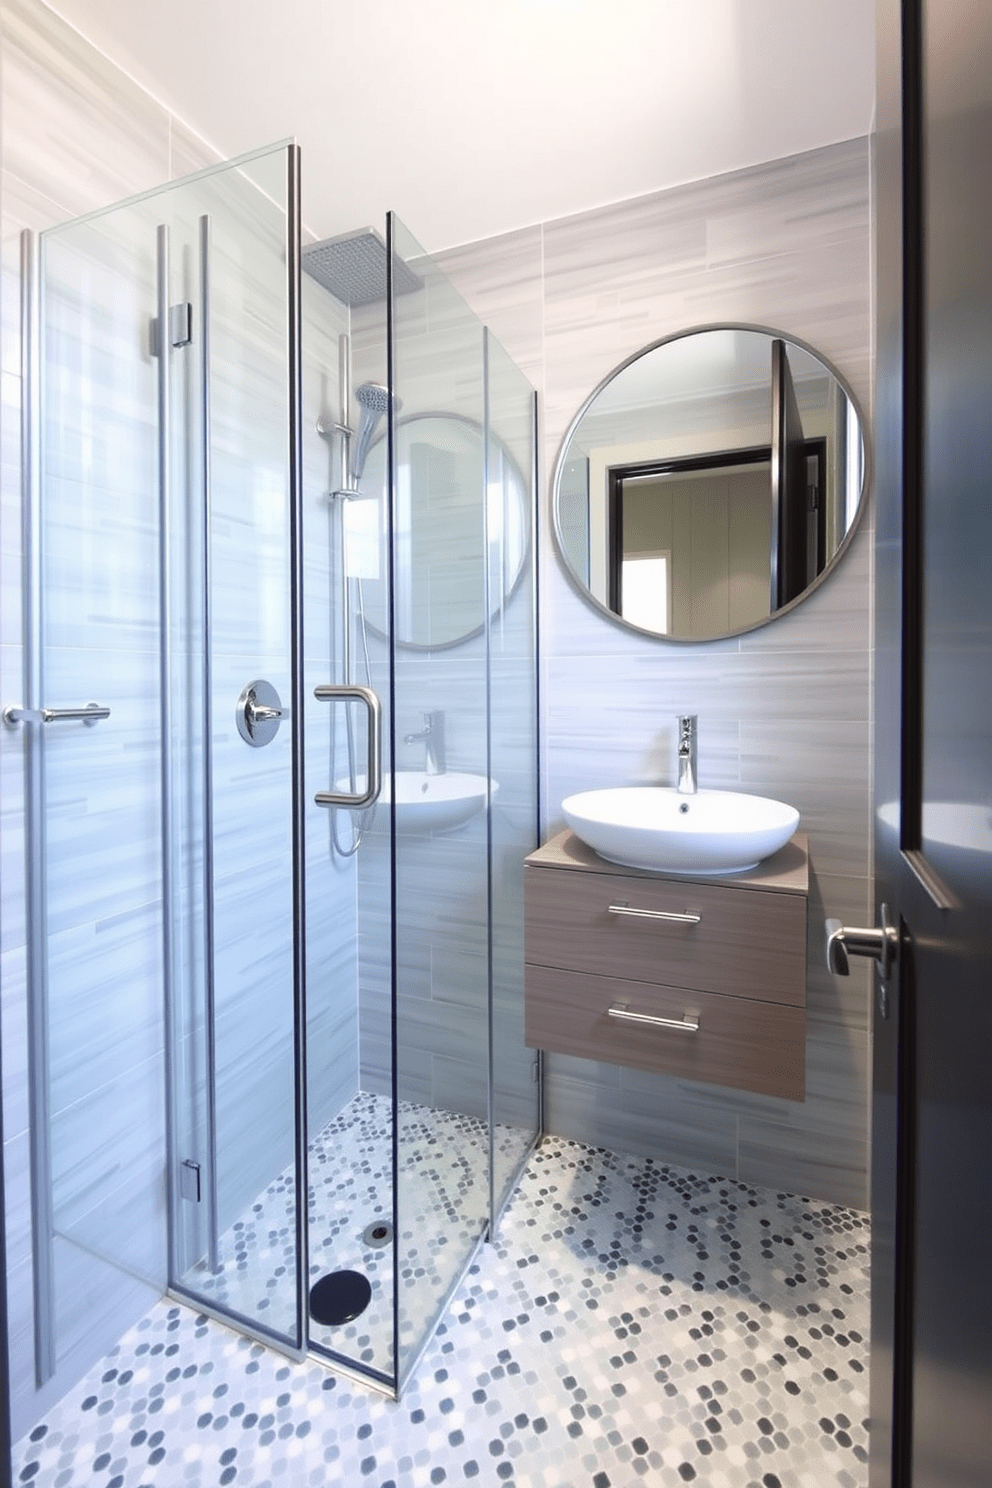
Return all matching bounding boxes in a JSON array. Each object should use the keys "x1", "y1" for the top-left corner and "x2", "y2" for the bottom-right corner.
[
  {"x1": 403, "y1": 710, "x2": 446, "y2": 775},
  {"x1": 676, "y1": 714, "x2": 697, "y2": 795}
]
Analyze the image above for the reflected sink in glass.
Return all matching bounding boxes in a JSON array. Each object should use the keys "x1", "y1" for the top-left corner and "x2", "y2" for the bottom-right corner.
[
  {"x1": 339, "y1": 772, "x2": 496, "y2": 833},
  {"x1": 562, "y1": 787, "x2": 799, "y2": 875}
]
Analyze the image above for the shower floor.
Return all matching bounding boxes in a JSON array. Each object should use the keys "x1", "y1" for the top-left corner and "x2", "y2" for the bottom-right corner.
[
  {"x1": 14, "y1": 1137, "x2": 871, "y2": 1488},
  {"x1": 184, "y1": 1090, "x2": 528, "y2": 1379}
]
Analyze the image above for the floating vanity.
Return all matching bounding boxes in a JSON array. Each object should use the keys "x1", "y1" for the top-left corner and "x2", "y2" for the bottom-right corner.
[{"x1": 524, "y1": 829, "x2": 809, "y2": 1101}]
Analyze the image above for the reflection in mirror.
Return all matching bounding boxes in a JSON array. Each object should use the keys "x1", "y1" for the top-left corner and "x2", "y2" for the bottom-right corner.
[
  {"x1": 359, "y1": 413, "x2": 527, "y2": 648},
  {"x1": 554, "y1": 327, "x2": 866, "y2": 641}
]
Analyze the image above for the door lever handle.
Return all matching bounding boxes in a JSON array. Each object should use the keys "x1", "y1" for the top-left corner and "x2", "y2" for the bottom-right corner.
[{"x1": 825, "y1": 904, "x2": 898, "y2": 980}]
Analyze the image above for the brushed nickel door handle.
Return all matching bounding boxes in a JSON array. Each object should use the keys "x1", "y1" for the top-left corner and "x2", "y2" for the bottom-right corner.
[{"x1": 825, "y1": 904, "x2": 898, "y2": 979}]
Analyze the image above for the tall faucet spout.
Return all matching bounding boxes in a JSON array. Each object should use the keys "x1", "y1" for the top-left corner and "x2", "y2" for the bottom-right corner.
[
  {"x1": 403, "y1": 709, "x2": 446, "y2": 775},
  {"x1": 677, "y1": 714, "x2": 697, "y2": 795}
]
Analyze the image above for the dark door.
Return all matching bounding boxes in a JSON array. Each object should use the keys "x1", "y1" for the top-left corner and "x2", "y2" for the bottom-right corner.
[
  {"x1": 770, "y1": 338, "x2": 808, "y2": 605},
  {"x1": 872, "y1": 2, "x2": 992, "y2": 1485}
]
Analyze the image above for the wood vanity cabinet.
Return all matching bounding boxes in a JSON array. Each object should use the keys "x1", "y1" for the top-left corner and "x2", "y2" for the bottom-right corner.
[{"x1": 524, "y1": 829, "x2": 809, "y2": 1101}]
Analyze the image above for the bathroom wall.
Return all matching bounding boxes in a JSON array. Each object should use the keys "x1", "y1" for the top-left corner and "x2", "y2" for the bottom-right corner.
[
  {"x1": 438, "y1": 136, "x2": 875, "y2": 1211},
  {"x1": 0, "y1": 0, "x2": 360, "y2": 1437}
]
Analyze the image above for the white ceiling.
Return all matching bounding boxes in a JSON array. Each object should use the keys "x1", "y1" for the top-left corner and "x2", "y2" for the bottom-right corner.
[{"x1": 47, "y1": 0, "x2": 875, "y2": 253}]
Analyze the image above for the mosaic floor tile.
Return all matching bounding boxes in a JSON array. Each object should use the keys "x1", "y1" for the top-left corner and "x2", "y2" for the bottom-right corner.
[
  {"x1": 12, "y1": 1135, "x2": 871, "y2": 1488},
  {"x1": 182, "y1": 1093, "x2": 523, "y2": 1379}
]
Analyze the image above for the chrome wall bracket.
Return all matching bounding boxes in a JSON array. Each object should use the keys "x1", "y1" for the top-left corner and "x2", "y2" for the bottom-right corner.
[
  {"x1": 149, "y1": 301, "x2": 193, "y2": 357},
  {"x1": 236, "y1": 679, "x2": 288, "y2": 747}
]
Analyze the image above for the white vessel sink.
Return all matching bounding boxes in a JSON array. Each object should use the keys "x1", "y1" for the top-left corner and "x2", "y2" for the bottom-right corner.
[
  {"x1": 339, "y1": 772, "x2": 495, "y2": 833},
  {"x1": 562, "y1": 786, "x2": 799, "y2": 874}
]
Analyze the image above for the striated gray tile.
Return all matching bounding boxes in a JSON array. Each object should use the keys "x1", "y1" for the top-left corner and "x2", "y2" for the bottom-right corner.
[
  {"x1": 168, "y1": 116, "x2": 223, "y2": 180},
  {"x1": 1, "y1": 0, "x2": 171, "y2": 219},
  {"x1": 738, "y1": 1021, "x2": 871, "y2": 1210}
]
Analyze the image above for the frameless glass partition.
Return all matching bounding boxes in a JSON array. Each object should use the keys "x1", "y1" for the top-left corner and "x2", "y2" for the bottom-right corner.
[
  {"x1": 30, "y1": 143, "x2": 308, "y2": 1383},
  {"x1": 385, "y1": 215, "x2": 540, "y2": 1387},
  {"x1": 299, "y1": 223, "x2": 396, "y2": 1384},
  {"x1": 15, "y1": 152, "x2": 537, "y2": 1421},
  {"x1": 484, "y1": 329, "x2": 540, "y2": 1221}
]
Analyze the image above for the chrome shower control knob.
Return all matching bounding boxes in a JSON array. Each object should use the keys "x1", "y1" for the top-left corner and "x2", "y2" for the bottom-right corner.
[{"x1": 236, "y1": 680, "x2": 287, "y2": 747}]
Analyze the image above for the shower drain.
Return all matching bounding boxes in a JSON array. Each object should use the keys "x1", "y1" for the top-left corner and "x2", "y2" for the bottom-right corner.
[
  {"x1": 362, "y1": 1219, "x2": 394, "y2": 1249},
  {"x1": 309, "y1": 1269, "x2": 371, "y2": 1326}
]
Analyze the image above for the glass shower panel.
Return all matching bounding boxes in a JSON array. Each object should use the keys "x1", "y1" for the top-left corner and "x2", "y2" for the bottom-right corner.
[
  {"x1": 39, "y1": 198, "x2": 168, "y2": 1380},
  {"x1": 37, "y1": 143, "x2": 305, "y2": 1369},
  {"x1": 387, "y1": 214, "x2": 491, "y2": 1387},
  {"x1": 166, "y1": 148, "x2": 304, "y2": 1352},
  {"x1": 484, "y1": 330, "x2": 540, "y2": 1220},
  {"x1": 300, "y1": 252, "x2": 396, "y2": 1385}
]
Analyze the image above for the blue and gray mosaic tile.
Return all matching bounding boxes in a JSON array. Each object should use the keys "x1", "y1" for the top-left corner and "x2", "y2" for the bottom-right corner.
[{"x1": 13, "y1": 1135, "x2": 870, "y2": 1487}]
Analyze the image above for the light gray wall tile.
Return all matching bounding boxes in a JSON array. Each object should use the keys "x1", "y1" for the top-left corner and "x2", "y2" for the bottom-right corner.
[
  {"x1": 168, "y1": 117, "x2": 223, "y2": 181},
  {"x1": 444, "y1": 137, "x2": 873, "y2": 1208},
  {"x1": 1, "y1": 0, "x2": 172, "y2": 220}
]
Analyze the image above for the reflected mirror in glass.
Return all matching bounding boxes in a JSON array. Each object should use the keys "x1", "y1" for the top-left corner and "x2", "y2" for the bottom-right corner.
[
  {"x1": 553, "y1": 326, "x2": 867, "y2": 641},
  {"x1": 358, "y1": 413, "x2": 527, "y2": 648}
]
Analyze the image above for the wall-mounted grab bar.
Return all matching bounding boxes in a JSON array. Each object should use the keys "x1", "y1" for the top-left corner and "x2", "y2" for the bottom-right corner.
[
  {"x1": 3, "y1": 702, "x2": 110, "y2": 726},
  {"x1": 313, "y1": 685, "x2": 382, "y2": 808}
]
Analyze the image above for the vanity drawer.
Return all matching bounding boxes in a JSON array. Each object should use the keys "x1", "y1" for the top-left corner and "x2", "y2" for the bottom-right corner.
[
  {"x1": 525, "y1": 964, "x2": 806, "y2": 1101},
  {"x1": 524, "y1": 864, "x2": 807, "y2": 1006}
]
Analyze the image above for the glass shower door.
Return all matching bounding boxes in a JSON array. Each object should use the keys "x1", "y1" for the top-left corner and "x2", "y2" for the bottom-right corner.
[{"x1": 32, "y1": 142, "x2": 307, "y2": 1379}]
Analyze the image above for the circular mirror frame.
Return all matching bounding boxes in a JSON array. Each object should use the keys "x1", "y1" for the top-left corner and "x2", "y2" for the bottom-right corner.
[
  {"x1": 360, "y1": 410, "x2": 533, "y2": 652},
  {"x1": 550, "y1": 322, "x2": 871, "y2": 644}
]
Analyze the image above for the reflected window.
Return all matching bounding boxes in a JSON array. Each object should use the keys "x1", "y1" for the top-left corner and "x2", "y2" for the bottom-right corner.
[{"x1": 620, "y1": 552, "x2": 670, "y2": 633}]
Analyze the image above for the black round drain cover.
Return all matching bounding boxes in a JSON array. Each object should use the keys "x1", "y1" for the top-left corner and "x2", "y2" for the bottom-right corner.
[{"x1": 309, "y1": 1269, "x2": 372, "y2": 1326}]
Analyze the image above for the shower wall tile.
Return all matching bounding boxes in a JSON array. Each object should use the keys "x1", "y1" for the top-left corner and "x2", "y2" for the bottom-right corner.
[
  {"x1": 0, "y1": 945, "x2": 28, "y2": 1141},
  {"x1": 2, "y1": 1129, "x2": 31, "y2": 1274},
  {"x1": 6, "y1": 1242, "x2": 160, "y2": 1445},
  {"x1": 435, "y1": 225, "x2": 545, "y2": 393},
  {"x1": 439, "y1": 136, "x2": 873, "y2": 1209},
  {"x1": 49, "y1": 1052, "x2": 166, "y2": 1282},
  {"x1": 738, "y1": 1022, "x2": 871, "y2": 1209},
  {"x1": 1, "y1": 0, "x2": 171, "y2": 220},
  {"x1": 168, "y1": 118, "x2": 223, "y2": 181}
]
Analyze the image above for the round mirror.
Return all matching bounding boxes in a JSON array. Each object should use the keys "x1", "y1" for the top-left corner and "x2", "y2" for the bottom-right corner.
[
  {"x1": 357, "y1": 413, "x2": 528, "y2": 649},
  {"x1": 552, "y1": 325, "x2": 868, "y2": 642}
]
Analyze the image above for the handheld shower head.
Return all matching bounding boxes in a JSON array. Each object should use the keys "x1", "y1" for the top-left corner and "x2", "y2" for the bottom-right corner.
[{"x1": 352, "y1": 382, "x2": 395, "y2": 483}]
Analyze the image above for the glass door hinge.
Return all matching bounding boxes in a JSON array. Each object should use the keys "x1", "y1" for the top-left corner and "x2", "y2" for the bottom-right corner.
[
  {"x1": 180, "y1": 1159, "x2": 201, "y2": 1203},
  {"x1": 150, "y1": 302, "x2": 193, "y2": 357}
]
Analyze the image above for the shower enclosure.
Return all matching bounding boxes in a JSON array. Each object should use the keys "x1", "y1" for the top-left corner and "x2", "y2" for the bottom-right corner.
[{"x1": 5, "y1": 139, "x2": 539, "y2": 1428}]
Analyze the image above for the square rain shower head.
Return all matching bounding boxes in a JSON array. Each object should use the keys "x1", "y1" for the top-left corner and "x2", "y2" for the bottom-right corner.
[{"x1": 301, "y1": 226, "x2": 422, "y2": 307}]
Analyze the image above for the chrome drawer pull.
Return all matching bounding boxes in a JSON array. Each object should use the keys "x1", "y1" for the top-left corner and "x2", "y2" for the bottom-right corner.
[
  {"x1": 608, "y1": 902, "x2": 701, "y2": 925},
  {"x1": 608, "y1": 1002, "x2": 699, "y2": 1033}
]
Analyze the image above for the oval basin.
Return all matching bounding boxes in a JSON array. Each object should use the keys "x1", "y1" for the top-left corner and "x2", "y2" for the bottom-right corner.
[
  {"x1": 562, "y1": 786, "x2": 799, "y2": 874},
  {"x1": 337, "y1": 772, "x2": 496, "y2": 833}
]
